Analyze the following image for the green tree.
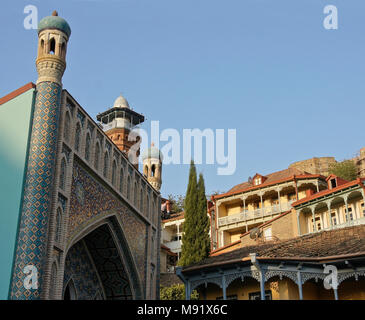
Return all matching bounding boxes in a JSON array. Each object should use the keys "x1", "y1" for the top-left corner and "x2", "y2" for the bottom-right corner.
[
  {"x1": 167, "y1": 194, "x2": 185, "y2": 213},
  {"x1": 179, "y1": 161, "x2": 211, "y2": 267},
  {"x1": 328, "y1": 160, "x2": 357, "y2": 181},
  {"x1": 179, "y1": 160, "x2": 198, "y2": 267},
  {"x1": 197, "y1": 173, "x2": 211, "y2": 260},
  {"x1": 160, "y1": 284, "x2": 199, "y2": 300}
]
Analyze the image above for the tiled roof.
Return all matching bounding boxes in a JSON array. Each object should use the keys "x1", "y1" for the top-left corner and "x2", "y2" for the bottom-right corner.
[
  {"x1": 214, "y1": 168, "x2": 325, "y2": 200},
  {"x1": 182, "y1": 225, "x2": 365, "y2": 271},
  {"x1": 162, "y1": 211, "x2": 184, "y2": 223}
]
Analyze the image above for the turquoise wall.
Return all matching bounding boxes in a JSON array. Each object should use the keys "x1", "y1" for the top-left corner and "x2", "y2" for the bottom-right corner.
[{"x1": 0, "y1": 88, "x2": 35, "y2": 299}]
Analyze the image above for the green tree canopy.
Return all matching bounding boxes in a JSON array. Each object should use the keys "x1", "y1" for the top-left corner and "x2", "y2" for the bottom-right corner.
[
  {"x1": 179, "y1": 161, "x2": 210, "y2": 267},
  {"x1": 167, "y1": 194, "x2": 185, "y2": 214},
  {"x1": 160, "y1": 284, "x2": 199, "y2": 300},
  {"x1": 328, "y1": 160, "x2": 358, "y2": 181}
]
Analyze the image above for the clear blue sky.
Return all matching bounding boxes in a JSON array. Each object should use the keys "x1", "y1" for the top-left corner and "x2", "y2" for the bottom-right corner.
[{"x1": 1, "y1": 0, "x2": 365, "y2": 197}]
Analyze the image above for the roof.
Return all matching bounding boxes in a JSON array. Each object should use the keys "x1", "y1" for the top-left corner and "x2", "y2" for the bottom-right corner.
[
  {"x1": 161, "y1": 244, "x2": 178, "y2": 256},
  {"x1": 182, "y1": 224, "x2": 365, "y2": 272},
  {"x1": 38, "y1": 12, "x2": 71, "y2": 37},
  {"x1": 292, "y1": 178, "x2": 364, "y2": 207},
  {"x1": 213, "y1": 168, "x2": 326, "y2": 200},
  {"x1": 162, "y1": 211, "x2": 184, "y2": 223},
  {"x1": 0, "y1": 82, "x2": 36, "y2": 105}
]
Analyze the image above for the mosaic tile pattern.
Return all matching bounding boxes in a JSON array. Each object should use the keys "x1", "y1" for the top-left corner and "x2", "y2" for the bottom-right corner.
[
  {"x1": 63, "y1": 240, "x2": 104, "y2": 300},
  {"x1": 68, "y1": 159, "x2": 148, "y2": 288},
  {"x1": 10, "y1": 81, "x2": 62, "y2": 300},
  {"x1": 84, "y1": 224, "x2": 133, "y2": 300}
]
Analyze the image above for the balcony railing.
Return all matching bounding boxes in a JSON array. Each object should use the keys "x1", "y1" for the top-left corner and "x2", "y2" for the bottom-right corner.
[
  {"x1": 218, "y1": 201, "x2": 294, "y2": 227},
  {"x1": 308, "y1": 216, "x2": 365, "y2": 234}
]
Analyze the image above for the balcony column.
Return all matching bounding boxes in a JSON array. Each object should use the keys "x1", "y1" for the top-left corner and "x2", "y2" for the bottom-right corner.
[
  {"x1": 345, "y1": 198, "x2": 350, "y2": 225},
  {"x1": 260, "y1": 192, "x2": 264, "y2": 218},
  {"x1": 243, "y1": 197, "x2": 248, "y2": 232},
  {"x1": 316, "y1": 180, "x2": 320, "y2": 193},
  {"x1": 222, "y1": 275, "x2": 227, "y2": 300},
  {"x1": 328, "y1": 201, "x2": 333, "y2": 229},
  {"x1": 277, "y1": 188, "x2": 282, "y2": 213},
  {"x1": 311, "y1": 206, "x2": 316, "y2": 232},
  {"x1": 297, "y1": 271, "x2": 303, "y2": 300}
]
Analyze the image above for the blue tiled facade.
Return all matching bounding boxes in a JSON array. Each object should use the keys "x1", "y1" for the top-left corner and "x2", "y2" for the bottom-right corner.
[{"x1": 10, "y1": 82, "x2": 62, "y2": 299}]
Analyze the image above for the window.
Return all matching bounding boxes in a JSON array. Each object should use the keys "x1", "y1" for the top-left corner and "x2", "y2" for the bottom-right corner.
[
  {"x1": 94, "y1": 143, "x2": 100, "y2": 170},
  {"x1": 119, "y1": 168, "x2": 124, "y2": 193},
  {"x1": 249, "y1": 290, "x2": 272, "y2": 300},
  {"x1": 134, "y1": 183, "x2": 138, "y2": 206},
  {"x1": 127, "y1": 176, "x2": 131, "y2": 200},
  {"x1": 74, "y1": 123, "x2": 81, "y2": 152},
  {"x1": 330, "y1": 178, "x2": 337, "y2": 189},
  {"x1": 311, "y1": 216, "x2": 321, "y2": 231},
  {"x1": 140, "y1": 188, "x2": 143, "y2": 211},
  {"x1": 55, "y1": 208, "x2": 62, "y2": 242},
  {"x1": 103, "y1": 152, "x2": 109, "y2": 178},
  {"x1": 254, "y1": 178, "x2": 261, "y2": 185},
  {"x1": 50, "y1": 38, "x2": 56, "y2": 54},
  {"x1": 362, "y1": 203, "x2": 365, "y2": 217},
  {"x1": 63, "y1": 112, "x2": 71, "y2": 142},
  {"x1": 345, "y1": 206, "x2": 353, "y2": 221},
  {"x1": 112, "y1": 161, "x2": 117, "y2": 186},
  {"x1": 85, "y1": 134, "x2": 91, "y2": 161},
  {"x1": 151, "y1": 165, "x2": 156, "y2": 177},
  {"x1": 59, "y1": 158, "x2": 67, "y2": 190},
  {"x1": 331, "y1": 212, "x2": 337, "y2": 226}
]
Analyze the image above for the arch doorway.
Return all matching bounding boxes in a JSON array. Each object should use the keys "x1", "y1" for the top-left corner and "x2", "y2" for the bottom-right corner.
[{"x1": 62, "y1": 219, "x2": 141, "y2": 300}]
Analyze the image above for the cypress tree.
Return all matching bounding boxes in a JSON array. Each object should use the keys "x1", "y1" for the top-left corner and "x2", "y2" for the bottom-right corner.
[
  {"x1": 179, "y1": 161, "x2": 211, "y2": 267},
  {"x1": 179, "y1": 160, "x2": 198, "y2": 267},
  {"x1": 197, "y1": 173, "x2": 210, "y2": 260}
]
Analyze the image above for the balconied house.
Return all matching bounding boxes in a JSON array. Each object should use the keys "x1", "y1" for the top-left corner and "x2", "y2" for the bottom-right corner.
[
  {"x1": 161, "y1": 211, "x2": 185, "y2": 261},
  {"x1": 211, "y1": 168, "x2": 328, "y2": 250},
  {"x1": 176, "y1": 176, "x2": 365, "y2": 300}
]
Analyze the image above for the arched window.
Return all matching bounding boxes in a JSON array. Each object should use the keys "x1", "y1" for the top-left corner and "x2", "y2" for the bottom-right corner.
[
  {"x1": 55, "y1": 208, "x2": 62, "y2": 242},
  {"x1": 144, "y1": 165, "x2": 148, "y2": 177},
  {"x1": 50, "y1": 263, "x2": 58, "y2": 299},
  {"x1": 39, "y1": 39, "x2": 45, "y2": 55},
  {"x1": 127, "y1": 176, "x2": 131, "y2": 200},
  {"x1": 146, "y1": 195, "x2": 150, "y2": 219},
  {"x1": 140, "y1": 188, "x2": 143, "y2": 211},
  {"x1": 151, "y1": 164, "x2": 156, "y2": 177},
  {"x1": 134, "y1": 183, "x2": 138, "y2": 206},
  {"x1": 103, "y1": 152, "x2": 109, "y2": 178},
  {"x1": 59, "y1": 158, "x2": 67, "y2": 190},
  {"x1": 85, "y1": 133, "x2": 91, "y2": 161},
  {"x1": 119, "y1": 168, "x2": 124, "y2": 193},
  {"x1": 94, "y1": 143, "x2": 100, "y2": 170},
  {"x1": 74, "y1": 123, "x2": 81, "y2": 152},
  {"x1": 63, "y1": 112, "x2": 71, "y2": 142},
  {"x1": 50, "y1": 38, "x2": 56, "y2": 54},
  {"x1": 112, "y1": 161, "x2": 117, "y2": 185}
]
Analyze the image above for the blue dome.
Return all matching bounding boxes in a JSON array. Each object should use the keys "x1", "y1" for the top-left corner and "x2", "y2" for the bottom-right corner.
[
  {"x1": 142, "y1": 144, "x2": 163, "y2": 162},
  {"x1": 38, "y1": 13, "x2": 71, "y2": 37}
]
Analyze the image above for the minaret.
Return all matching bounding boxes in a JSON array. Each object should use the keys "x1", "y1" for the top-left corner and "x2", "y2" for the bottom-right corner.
[
  {"x1": 97, "y1": 95, "x2": 145, "y2": 168},
  {"x1": 10, "y1": 11, "x2": 71, "y2": 300},
  {"x1": 142, "y1": 143, "x2": 163, "y2": 191}
]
